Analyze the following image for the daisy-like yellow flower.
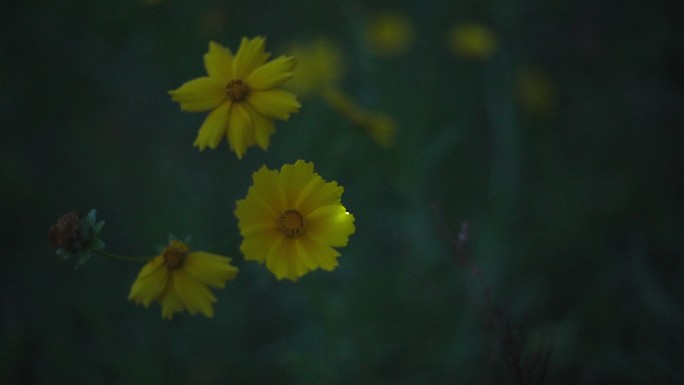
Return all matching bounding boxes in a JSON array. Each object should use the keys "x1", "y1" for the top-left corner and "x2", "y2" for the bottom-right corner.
[
  {"x1": 128, "y1": 240, "x2": 238, "y2": 319},
  {"x1": 169, "y1": 37, "x2": 301, "y2": 159},
  {"x1": 235, "y1": 160, "x2": 355, "y2": 281}
]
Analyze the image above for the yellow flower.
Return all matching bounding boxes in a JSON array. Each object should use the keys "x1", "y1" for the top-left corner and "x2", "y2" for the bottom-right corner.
[
  {"x1": 285, "y1": 38, "x2": 344, "y2": 97},
  {"x1": 366, "y1": 11, "x2": 416, "y2": 57},
  {"x1": 447, "y1": 23, "x2": 498, "y2": 60},
  {"x1": 128, "y1": 240, "x2": 238, "y2": 319},
  {"x1": 169, "y1": 37, "x2": 301, "y2": 159},
  {"x1": 235, "y1": 160, "x2": 355, "y2": 281}
]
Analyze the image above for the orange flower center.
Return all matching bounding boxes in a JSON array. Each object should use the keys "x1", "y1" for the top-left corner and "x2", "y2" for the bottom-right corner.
[
  {"x1": 162, "y1": 241, "x2": 189, "y2": 269},
  {"x1": 277, "y1": 209, "x2": 305, "y2": 238},
  {"x1": 226, "y1": 79, "x2": 250, "y2": 102}
]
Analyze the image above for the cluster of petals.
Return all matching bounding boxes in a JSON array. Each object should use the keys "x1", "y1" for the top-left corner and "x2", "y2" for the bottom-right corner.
[
  {"x1": 169, "y1": 36, "x2": 301, "y2": 159},
  {"x1": 128, "y1": 240, "x2": 238, "y2": 319},
  {"x1": 235, "y1": 160, "x2": 355, "y2": 281}
]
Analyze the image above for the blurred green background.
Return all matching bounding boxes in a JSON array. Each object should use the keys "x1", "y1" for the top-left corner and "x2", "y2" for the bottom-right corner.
[{"x1": 2, "y1": 0, "x2": 683, "y2": 383}]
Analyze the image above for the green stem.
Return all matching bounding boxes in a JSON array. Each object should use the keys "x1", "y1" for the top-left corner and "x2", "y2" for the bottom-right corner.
[{"x1": 93, "y1": 249, "x2": 153, "y2": 263}]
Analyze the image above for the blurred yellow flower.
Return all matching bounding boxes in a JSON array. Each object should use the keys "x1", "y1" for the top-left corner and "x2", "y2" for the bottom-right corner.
[
  {"x1": 447, "y1": 23, "x2": 498, "y2": 60},
  {"x1": 169, "y1": 37, "x2": 301, "y2": 159},
  {"x1": 366, "y1": 11, "x2": 415, "y2": 57},
  {"x1": 515, "y1": 68, "x2": 558, "y2": 118},
  {"x1": 235, "y1": 160, "x2": 355, "y2": 281},
  {"x1": 364, "y1": 113, "x2": 396, "y2": 148},
  {"x1": 286, "y1": 38, "x2": 344, "y2": 97},
  {"x1": 322, "y1": 88, "x2": 397, "y2": 147},
  {"x1": 128, "y1": 240, "x2": 238, "y2": 319}
]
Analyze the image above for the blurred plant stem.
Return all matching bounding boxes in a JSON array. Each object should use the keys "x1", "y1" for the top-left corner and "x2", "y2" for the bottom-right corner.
[{"x1": 93, "y1": 249, "x2": 153, "y2": 263}]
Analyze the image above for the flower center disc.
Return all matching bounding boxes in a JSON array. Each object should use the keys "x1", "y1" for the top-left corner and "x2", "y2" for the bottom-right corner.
[
  {"x1": 277, "y1": 209, "x2": 305, "y2": 238},
  {"x1": 163, "y1": 242, "x2": 189, "y2": 269},
  {"x1": 226, "y1": 79, "x2": 250, "y2": 102}
]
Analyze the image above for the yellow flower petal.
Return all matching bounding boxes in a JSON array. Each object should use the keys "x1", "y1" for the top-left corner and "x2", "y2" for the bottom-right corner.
[
  {"x1": 246, "y1": 55, "x2": 296, "y2": 91},
  {"x1": 242, "y1": 103, "x2": 275, "y2": 150},
  {"x1": 299, "y1": 180, "x2": 343, "y2": 214},
  {"x1": 240, "y1": 220, "x2": 278, "y2": 238},
  {"x1": 290, "y1": 243, "x2": 310, "y2": 277},
  {"x1": 183, "y1": 252, "x2": 238, "y2": 288},
  {"x1": 243, "y1": 166, "x2": 284, "y2": 211},
  {"x1": 295, "y1": 176, "x2": 327, "y2": 212},
  {"x1": 264, "y1": 236, "x2": 285, "y2": 272},
  {"x1": 232, "y1": 36, "x2": 271, "y2": 80},
  {"x1": 159, "y1": 282, "x2": 185, "y2": 320},
  {"x1": 194, "y1": 101, "x2": 231, "y2": 150},
  {"x1": 279, "y1": 160, "x2": 317, "y2": 208},
  {"x1": 169, "y1": 77, "x2": 226, "y2": 112},
  {"x1": 236, "y1": 198, "x2": 278, "y2": 232},
  {"x1": 226, "y1": 103, "x2": 253, "y2": 159},
  {"x1": 294, "y1": 238, "x2": 320, "y2": 270},
  {"x1": 128, "y1": 256, "x2": 168, "y2": 306},
  {"x1": 247, "y1": 89, "x2": 300, "y2": 120},
  {"x1": 131, "y1": 255, "x2": 165, "y2": 280},
  {"x1": 266, "y1": 238, "x2": 304, "y2": 281},
  {"x1": 204, "y1": 41, "x2": 234, "y2": 81},
  {"x1": 172, "y1": 269, "x2": 216, "y2": 317},
  {"x1": 306, "y1": 207, "x2": 355, "y2": 247},
  {"x1": 300, "y1": 235, "x2": 340, "y2": 271},
  {"x1": 240, "y1": 229, "x2": 280, "y2": 262}
]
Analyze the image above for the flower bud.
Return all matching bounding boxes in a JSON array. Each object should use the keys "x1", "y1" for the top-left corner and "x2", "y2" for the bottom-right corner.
[{"x1": 49, "y1": 209, "x2": 105, "y2": 269}]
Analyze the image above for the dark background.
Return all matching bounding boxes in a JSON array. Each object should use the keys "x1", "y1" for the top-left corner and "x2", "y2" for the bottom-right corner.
[{"x1": 2, "y1": 0, "x2": 683, "y2": 383}]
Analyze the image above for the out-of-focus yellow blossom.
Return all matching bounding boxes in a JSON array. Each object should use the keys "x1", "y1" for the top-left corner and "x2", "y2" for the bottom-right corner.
[
  {"x1": 280, "y1": 39, "x2": 395, "y2": 145},
  {"x1": 366, "y1": 11, "x2": 415, "y2": 57},
  {"x1": 128, "y1": 240, "x2": 238, "y2": 319},
  {"x1": 235, "y1": 160, "x2": 355, "y2": 281},
  {"x1": 515, "y1": 68, "x2": 558, "y2": 118},
  {"x1": 364, "y1": 113, "x2": 396, "y2": 148},
  {"x1": 322, "y1": 88, "x2": 396, "y2": 147},
  {"x1": 286, "y1": 38, "x2": 344, "y2": 97},
  {"x1": 447, "y1": 23, "x2": 498, "y2": 60},
  {"x1": 169, "y1": 37, "x2": 301, "y2": 159}
]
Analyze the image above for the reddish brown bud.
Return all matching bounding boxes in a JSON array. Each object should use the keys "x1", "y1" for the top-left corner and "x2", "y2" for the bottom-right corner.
[{"x1": 49, "y1": 211, "x2": 89, "y2": 252}]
